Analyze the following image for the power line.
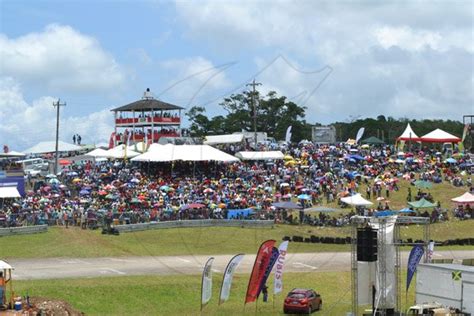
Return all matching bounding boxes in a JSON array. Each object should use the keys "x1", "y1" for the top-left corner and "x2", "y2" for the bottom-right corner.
[{"x1": 53, "y1": 98, "x2": 66, "y2": 174}]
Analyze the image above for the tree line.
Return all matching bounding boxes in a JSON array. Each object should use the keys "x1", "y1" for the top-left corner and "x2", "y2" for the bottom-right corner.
[{"x1": 186, "y1": 90, "x2": 466, "y2": 145}]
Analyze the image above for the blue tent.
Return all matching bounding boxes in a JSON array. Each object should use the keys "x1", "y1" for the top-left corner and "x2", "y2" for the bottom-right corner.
[
  {"x1": 227, "y1": 208, "x2": 254, "y2": 219},
  {"x1": 374, "y1": 210, "x2": 398, "y2": 217},
  {"x1": 399, "y1": 208, "x2": 416, "y2": 214}
]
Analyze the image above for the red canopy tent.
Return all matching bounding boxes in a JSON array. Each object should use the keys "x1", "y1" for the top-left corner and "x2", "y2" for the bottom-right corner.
[{"x1": 420, "y1": 128, "x2": 461, "y2": 143}]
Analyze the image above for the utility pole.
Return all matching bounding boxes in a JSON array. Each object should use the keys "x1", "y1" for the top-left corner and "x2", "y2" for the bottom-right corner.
[
  {"x1": 246, "y1": 79, "x2": 262, "y2": 149},
  {"x1": 53, "y1": 99, "x2": 66, "y2": 175}
]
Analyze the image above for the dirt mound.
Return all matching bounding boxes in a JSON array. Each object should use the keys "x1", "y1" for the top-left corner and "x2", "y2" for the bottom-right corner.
[{"x1": 5, "y1": 297, "x2": 84, "y2": 316}]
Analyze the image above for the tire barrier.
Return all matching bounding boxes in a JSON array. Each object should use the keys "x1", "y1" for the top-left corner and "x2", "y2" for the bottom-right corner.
[
  {"x1": 0, "y1": 225, "x2": 48, "y2": 237},
  {"x1": 283, "y1": 235, "x2": 474, "y2": 246},
  {"x1": 114, "y1": 219, "x2": 274, "y2": 233}
]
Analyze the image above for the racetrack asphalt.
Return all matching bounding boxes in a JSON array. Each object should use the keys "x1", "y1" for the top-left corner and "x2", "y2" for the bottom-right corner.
[{"x1": 9, "y1": 250, "x2": 474, "y2": 280}]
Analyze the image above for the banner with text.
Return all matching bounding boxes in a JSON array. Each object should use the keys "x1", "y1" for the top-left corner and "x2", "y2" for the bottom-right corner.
[
  {"x1": 274, "y1": 240, "x2": 289, "y2": 295},
  {"x1": 406, "y1": 245, "x2": 424, "y2": 292},
  {"x1": 201, "y1": 257, "x2": 215, "y2": 310},
  {"x1": 219, "y1": 254, "x2": 245, "y2": 305}
]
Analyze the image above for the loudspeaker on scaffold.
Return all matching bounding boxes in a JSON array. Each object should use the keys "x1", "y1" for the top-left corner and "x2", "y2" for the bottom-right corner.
[{"x1": 357, "y1": 227, "x2": 378, "y2": 262}]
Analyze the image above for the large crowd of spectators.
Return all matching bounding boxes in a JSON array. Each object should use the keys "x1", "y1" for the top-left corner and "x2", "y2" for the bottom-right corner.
[{"x1": 0, "y1": 142, "x2": 472, "y2": 229}]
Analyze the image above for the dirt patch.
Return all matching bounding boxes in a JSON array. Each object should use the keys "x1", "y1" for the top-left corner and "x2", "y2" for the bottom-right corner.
[{"x1": 2, "y1": 297, "x2": 84, "y2": 315}]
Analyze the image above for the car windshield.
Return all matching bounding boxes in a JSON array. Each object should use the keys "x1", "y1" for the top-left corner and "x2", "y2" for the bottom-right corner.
[{"x1": 288, "y1": 293, "x2": 306, "y2": 299}]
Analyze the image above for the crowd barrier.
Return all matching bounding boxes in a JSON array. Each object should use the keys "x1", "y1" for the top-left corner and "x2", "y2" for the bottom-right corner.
[
  {"x1": 115, "y1": 219, "x2": 274, "y2": 233},
  {"x1": 0, "y1": 225, "x2": 48, "y2": 237}
]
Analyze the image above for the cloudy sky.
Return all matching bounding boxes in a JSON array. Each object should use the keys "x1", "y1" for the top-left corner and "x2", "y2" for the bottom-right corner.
[{"x1": 1, "y1": 0, "x2": 472, "y2": 150}]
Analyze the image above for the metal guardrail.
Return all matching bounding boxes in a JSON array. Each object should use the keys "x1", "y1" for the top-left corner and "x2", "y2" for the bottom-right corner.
[
  {"x1": 115, "y1": 219, "x2": 274, "y2": 232},
  {"x1": 0, "y1": 225, "x2": 48, "y2": 237}
]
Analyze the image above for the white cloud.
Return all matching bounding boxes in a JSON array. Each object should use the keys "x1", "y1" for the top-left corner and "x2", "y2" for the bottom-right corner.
[
  {"x1": 175, "y1": 1, "x2": 473, "y2": 123},
  {"x1": 158, "y1": 56, "x2": 232, "y2": 108},
  {"x1": 0, "y1": 78, "x2": 113, "y2": 151},
  {"x1": 0, "y1": 24, "x2": 125, "y2": 93},
  {"x1": 374, "y1": 26, "x2": 443, "y2": 52}
]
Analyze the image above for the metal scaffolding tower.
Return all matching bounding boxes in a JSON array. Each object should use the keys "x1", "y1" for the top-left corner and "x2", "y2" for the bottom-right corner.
[{"x1": 350, "y1": 216, "x2": 430, "y2": 316}]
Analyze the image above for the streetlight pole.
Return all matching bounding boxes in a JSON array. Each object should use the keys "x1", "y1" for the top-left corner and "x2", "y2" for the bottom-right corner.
[
  {"x1": 246, "y1": 79, "x2": 262, "y2": 149},
  {"x1": 53, "y1": 99, "x2": 66, "y2": 174}
]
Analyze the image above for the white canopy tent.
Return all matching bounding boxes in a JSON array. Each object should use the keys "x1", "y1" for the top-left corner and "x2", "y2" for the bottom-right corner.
[
  {"x1": 85, "y1": 148, "x2": 109, "y2": 158},
  {"x1": 340, "y1": 193, "x2": 373, "y2": 206},
  {"x1": 451, "y1": 192, "x2": 474, "y2": 206},
  {"x1": 105, "y1": 144, "x2": 140, "y2": 159},
  {"x1": 420, "y1": 128, "x2": 461, "y2": 143},
  {"x1": 127, "y1": 142, "x2": 149, "y2": 153},
  {"x1": 23, "y1": 141, "x2": 82, "y2": 154},
  {"x1": 397, "y1": 123, "x2": 420, "y2": 141},
  {"x1": 131, "y1": 144, "x2": 239, "y2": 162},
  {"x1": 0, "y1": 260, "x2": 13, "y2": 270},
  {"x1": 204, "y1": 134, "x2": 244, "y2": 145},
  {"x1": 131, "y1": 144, "x2": 174, "y2": 162},
  {"x1": 0, "y1": 151, "x2": 25, "y2": 158},
  {"x1": 94, "y1": 142, "x2": 109, "y2": 149},
  {"x1": 0, "y1": 186, "x2": 21, "y2": 198},
  {"x1": 235, "y1": 151, "x2": 284, "y2": 160}
]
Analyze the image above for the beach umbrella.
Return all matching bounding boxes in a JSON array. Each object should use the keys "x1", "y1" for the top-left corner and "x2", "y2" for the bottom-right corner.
[
  {"x1": 297, "y1": 194, "x2": 312, "y2": 200},
  {"x1": 304, "y1": 206, "x2": 337, "y2": 212},
  {"x1": 203, "y1": 188, "x2": 214, "y2": 193},
  {"x1": 48, "y1": 178, "x2": 60, "y2": 184},
  {"x1": 130, "y1": 178, "x2": 140, "y2": 184},
  {"x1": 79, "y1": 189, "x2": 90, "y2": 196},
  {"x1": 98, "y1": 190, "x2": 108, "y2": 196},
  {"x1": 445, "y1": 158, "x2": 457, "y2": 164},
  {"x1": 160, "y1": 185, "x2": 170, "y2": 192},
  {"x1": 59, "y1": 159, "x2": 72, "y2": 166},
  {"x1": 130, "y1": 198, "x2": 141, "y2": 204},
  {"x1": 272, "y1": 201, "x2": 303, "y2": 209},
  {"x1": 414, "y1": 180, "x2": 432, "y2": 189},
  {"x1": 105, "y1": 194, "x2": 117, "y2": 200}
]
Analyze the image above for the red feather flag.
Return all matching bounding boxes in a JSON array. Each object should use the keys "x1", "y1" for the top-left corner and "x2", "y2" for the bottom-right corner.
[{"x1": 245, "y1": 240, "x2": 276, "y2": 304}]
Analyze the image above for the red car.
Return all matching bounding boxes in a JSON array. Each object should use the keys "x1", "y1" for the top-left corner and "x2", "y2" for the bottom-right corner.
[{"x1": 283, "y1": 288, "x2": 322, "y2": 314}]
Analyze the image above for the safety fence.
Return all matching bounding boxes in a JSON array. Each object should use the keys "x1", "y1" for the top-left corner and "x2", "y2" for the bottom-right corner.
[
  {"x1": 0, "y1": 225, "x2": 48, "y2": 237},
  {"x1": 115, "y1": 219, "x2": 274, "y2": 233}
]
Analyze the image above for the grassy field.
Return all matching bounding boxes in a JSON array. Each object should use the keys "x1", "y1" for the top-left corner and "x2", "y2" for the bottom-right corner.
[
  {"x1": 1, "y1": 219, "x2": 472, "y2": 259},
  {"x1": 11, "y1": 271, "x2": 419, "y2": 315}
]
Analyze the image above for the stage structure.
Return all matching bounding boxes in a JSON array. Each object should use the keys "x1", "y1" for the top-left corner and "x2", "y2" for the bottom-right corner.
[
  {"x1": 111, "y1": 89, "x2": 184, "y2": 146},
  {"x1": 350, "y1": 216, "x2": 430, "y2": 316}
]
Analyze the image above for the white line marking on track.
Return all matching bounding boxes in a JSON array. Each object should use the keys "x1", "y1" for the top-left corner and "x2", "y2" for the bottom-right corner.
[
  {"x1": 212, "y1": 269, "x2": 220, "y2": 273},
  {"x1": 293, "y1": 262, "x2": 318, "y2": 270},
  {"x1": 104, "y1": 268, "x2": 126, "y2": 275},
  {"x1": 177, "y1": 258, "x2": 192, "y2": 263}
]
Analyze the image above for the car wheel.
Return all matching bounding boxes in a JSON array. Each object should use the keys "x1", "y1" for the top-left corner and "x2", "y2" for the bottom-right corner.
[
  {"x1": 307, "y1": 306, "x2": 312, "y2": 314},
  {"x1": 318, "y1": 302, "x2": 322, "y2": 310}
]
